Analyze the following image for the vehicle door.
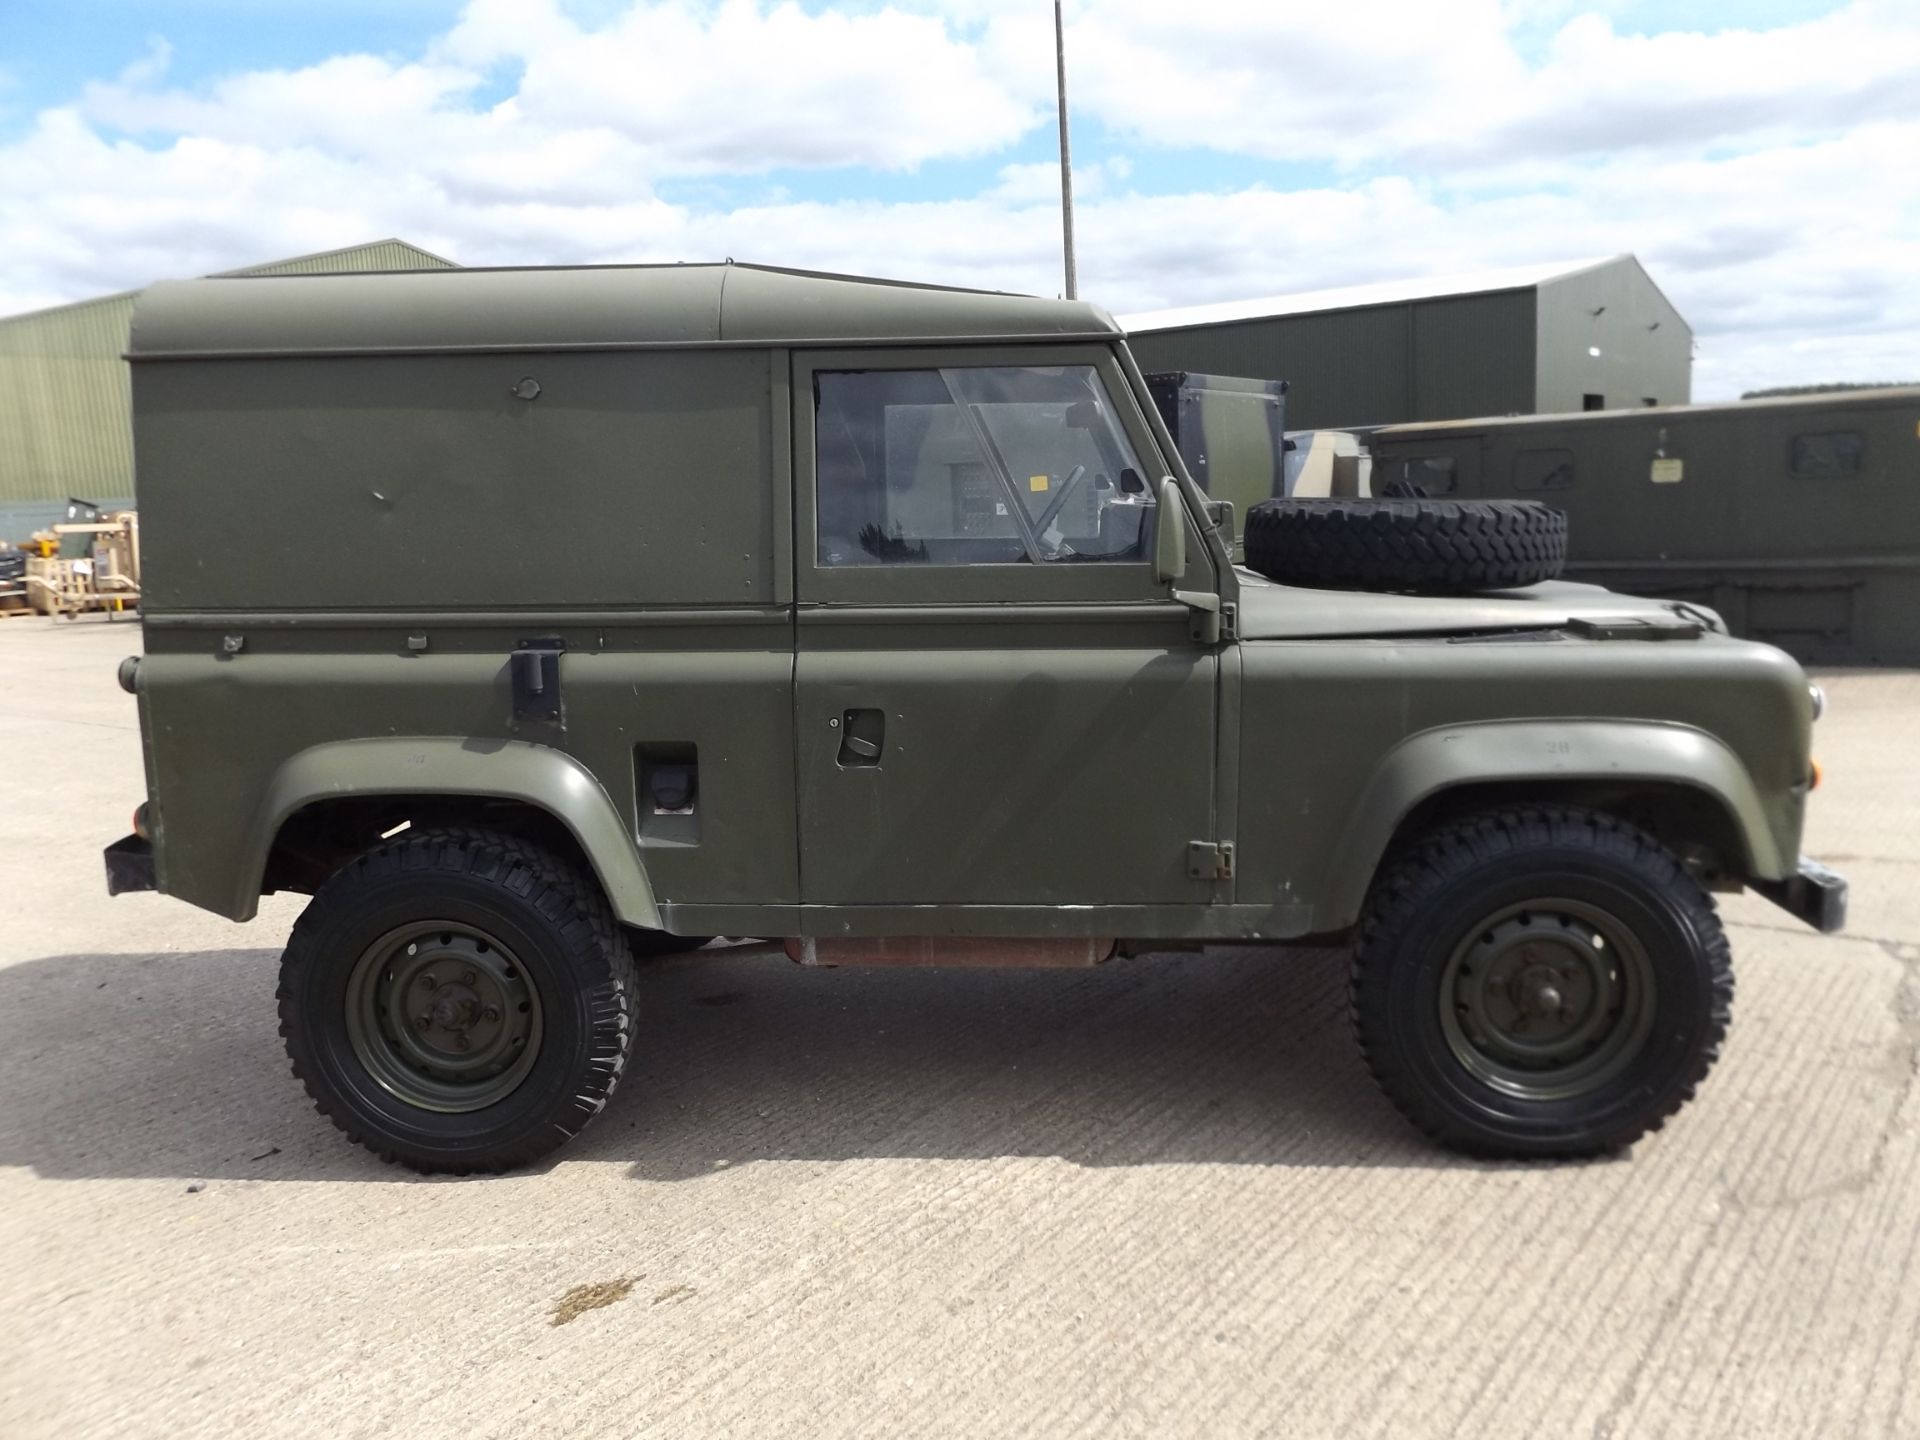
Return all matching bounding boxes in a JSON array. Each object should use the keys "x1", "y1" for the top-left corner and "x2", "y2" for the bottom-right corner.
[{"x1": 792, "y1": 345, "x2": 1222, "y2": 909}]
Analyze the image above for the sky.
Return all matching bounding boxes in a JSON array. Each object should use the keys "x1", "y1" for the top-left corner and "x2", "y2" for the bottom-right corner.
[{"x1": 2, "y1": 0, "x2": 1916, "y2": 399}]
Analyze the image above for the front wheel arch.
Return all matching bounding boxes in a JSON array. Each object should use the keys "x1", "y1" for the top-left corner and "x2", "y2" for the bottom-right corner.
[{"x1": 1315, "y1": 720, "x2": 1790, "y2": 933}]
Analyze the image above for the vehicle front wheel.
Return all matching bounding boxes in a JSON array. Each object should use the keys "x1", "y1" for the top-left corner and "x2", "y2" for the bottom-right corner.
[
  {"x1": 1352, "y1": 807, "x2": 1732, "y2": 1158},
  {"x1": 277, "y1": 827, "x2": 637, "y2": 1174}
]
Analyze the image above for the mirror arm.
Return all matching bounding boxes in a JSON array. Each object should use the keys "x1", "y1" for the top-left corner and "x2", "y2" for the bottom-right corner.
[{"x1": 1171, "y1": 588, "x2": 1223, "y2": 644}]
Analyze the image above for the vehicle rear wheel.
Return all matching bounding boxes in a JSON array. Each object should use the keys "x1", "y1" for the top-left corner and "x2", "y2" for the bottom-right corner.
[
  {"x1": 277, "y1": 827, "x2": 636, "y2": 1174},
  {"x1": 1352, "y1": 807, "x2": 1731, "y2": 1158}
]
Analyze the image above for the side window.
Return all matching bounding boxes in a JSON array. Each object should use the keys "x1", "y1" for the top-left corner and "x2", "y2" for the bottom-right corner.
[
  {"x1": 1513, "y1": 448, "x2": 1575, "y2": 491},
  {"x1": 814, "y1": 365, "x2": 1154, "y2": 566},
  {"x1": 1386, "y1": 455, "x2": 1457, "y2": 495},
  {"x1": 1791, "y1": 431, "x2": 1864, "y2": 478}
]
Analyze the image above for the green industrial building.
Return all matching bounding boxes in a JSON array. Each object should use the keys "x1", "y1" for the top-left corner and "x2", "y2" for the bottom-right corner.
[
  {"x1": 0, "y1": 238, "x2": 456, "y2": 536},
  {"x1": 1123, "y1": 255, "x2": 1692, "y2": 431}
]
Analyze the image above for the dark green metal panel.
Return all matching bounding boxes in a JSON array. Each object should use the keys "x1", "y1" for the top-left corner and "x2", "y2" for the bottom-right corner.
[
  {"x1": 1125, "y1": 257, "x2": 1687, "y2": 430},
  {"x1": 1411, "y1": 291, "x2": 1535, "y2": 422},
  {"x1": 1128, "y1": 292, "x2": 1538, "y2": 430},
  {"x1": 134, "y1": 348, "x2": 779, "y2": 611},
  {"x1": 130, "y1": 264, "x2": 1119, "y2": 360},
  {"x1": 1144, "y1": 371, "x2": 1288, "y2": 540},
  {"x1": 1127, "y1": 304, "x2": 1414, "y2": 430},
  {"x1": 1369, "y1": 387, "x2": 1920, "y2": 663},
  {"x1": 0, "y1": 239, "x2": 458, "y2": 521}
]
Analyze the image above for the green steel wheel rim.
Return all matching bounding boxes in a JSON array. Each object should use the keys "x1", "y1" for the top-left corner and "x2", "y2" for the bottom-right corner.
[
  {"x1": 1437, "y1": 898, "x2": 1658, "y2": 1102},
  {"x1": 343, "y1": 921, "x2": 544, "y2": 1114}
]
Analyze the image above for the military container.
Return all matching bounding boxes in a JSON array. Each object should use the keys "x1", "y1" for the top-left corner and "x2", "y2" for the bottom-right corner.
[
  {"x1": 1144, "y1": 371, "x2": 1286, "y2": 554},
  {"x1": 1367, "y1": 388, "x2": 1920, "y2": 664}
]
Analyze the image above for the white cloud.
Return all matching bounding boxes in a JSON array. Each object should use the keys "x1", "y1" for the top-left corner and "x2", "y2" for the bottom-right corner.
[{"x1": 0, "y1": 0, "x2": 1916, "y2": 399}]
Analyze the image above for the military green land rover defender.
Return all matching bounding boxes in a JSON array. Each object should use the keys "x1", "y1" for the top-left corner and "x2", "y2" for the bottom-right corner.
[{"x1": 104, "y1": 263, "x2": 1846, "y2": 1173}]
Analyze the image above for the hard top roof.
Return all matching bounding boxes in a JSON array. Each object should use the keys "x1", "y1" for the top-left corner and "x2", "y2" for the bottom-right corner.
[{"x1": 128, "y1": 261, "x2": 1119, "y2": 358}]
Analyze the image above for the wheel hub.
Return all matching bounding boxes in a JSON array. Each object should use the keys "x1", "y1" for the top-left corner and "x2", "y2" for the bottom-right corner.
[
  {"x1": 1439, "y1": 901, "x2": 1655, "y2": 1100},
  {"x1": 345, "y1": 924, "x2": 543, "y2": 1113}
]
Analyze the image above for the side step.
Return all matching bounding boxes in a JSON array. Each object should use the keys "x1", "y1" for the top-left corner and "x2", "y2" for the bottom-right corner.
[{"x1": 784, "y1": 936, "x2": 1116, "y2": 969}]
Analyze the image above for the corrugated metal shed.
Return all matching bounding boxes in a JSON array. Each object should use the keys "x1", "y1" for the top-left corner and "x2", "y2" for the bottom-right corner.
[
  {"x1": 210, "y1": 238, "x2": 459, "y2": 278},
  {"x1": 0, "y1": 239, "x2": 456, "y2": 536},
  {"x1": 1121, "y1": 255, "x2": 1691, "y2": 431}
]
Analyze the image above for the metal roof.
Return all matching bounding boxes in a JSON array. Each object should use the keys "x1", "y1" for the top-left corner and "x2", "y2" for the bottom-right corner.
[
  {"x1": 129, "y1": 263, "x2": 1118, "y2": 360},
  {"x1": 1121, "y1": 257, "x2": 1618, "y2": 335},
  {"x1": 1369, "y1": 382, "x2": 1920, "y2": 436},
  {"x1": 210, "y1": 237, "x2": 459, "y2": 277}
]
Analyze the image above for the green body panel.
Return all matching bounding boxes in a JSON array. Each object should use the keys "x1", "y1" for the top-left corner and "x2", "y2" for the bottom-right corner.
[
  {"x1": 123, "y1": 264, "x2": 1816, "y2": 942},
  {"x1": 134, "y1": 349, "x2": 780, "y2": 612},
  {"x1": 1231, "y1": 628, "x2": 1809, "y2": 936},
  {"x1": 1318, "y1": 718, "x2": 1788, "y2": 929},
  {"x1": 137, "y1": 632, "x2": 800, "y2": 924},
  {"x1": 0, "y1": 239, "x2": 454, "y2": 536},
  {"x1": 795, "y1": 630, "x2": 1217, "y2": 905},
  {"x1": 252, "y1": 737, "x2": 662, "y2": 926}
]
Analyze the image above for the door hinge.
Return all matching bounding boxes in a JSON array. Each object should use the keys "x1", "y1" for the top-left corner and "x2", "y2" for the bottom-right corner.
[{"x1": 1187, "y1": 840, "x2": 1235, "y2": 881}]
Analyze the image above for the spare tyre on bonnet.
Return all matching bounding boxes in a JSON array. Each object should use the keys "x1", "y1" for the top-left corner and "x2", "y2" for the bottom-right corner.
[{"x1": 1244, "y1": 497, "x2": 1567, "y2": 594}]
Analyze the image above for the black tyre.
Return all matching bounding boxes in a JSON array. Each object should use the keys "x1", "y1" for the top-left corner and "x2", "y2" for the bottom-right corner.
[
  {"x1": 1244, "y1": 498, "x2": 1566, "y2": 593},
  {"x1": 277, "y1": 827, "x2": 637, "y2": 1174},
  {"x1": 1352, "y1": 807, "x2": 1731, "y2": 1158}
]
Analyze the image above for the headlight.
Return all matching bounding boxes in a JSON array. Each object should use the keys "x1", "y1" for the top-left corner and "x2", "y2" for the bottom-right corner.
[{"x1": 1808, "y1": 684, "x2": 1827, "y2": 722}]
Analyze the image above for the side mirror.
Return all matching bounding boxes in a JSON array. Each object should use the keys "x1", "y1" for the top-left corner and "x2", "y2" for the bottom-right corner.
[{"x1": 1153, "y1": 477, "x2": 1186, "y2": 584}]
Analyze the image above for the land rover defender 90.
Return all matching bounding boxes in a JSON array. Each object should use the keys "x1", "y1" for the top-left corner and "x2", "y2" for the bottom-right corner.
[{"x1": 105, "y1": 263, "x2": 1845, "y2": 1173}]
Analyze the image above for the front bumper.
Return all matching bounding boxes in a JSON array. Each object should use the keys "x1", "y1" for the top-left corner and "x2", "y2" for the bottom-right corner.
[
  {"x1": 1754, "y1": 856, "x2": 1848, "y2": 934},
  {"x1": 104, "y1": 833, "x2": 157, "y2": 896}
]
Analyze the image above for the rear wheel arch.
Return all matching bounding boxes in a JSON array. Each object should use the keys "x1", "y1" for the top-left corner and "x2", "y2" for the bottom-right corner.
[{"x1": 247, "y1": 738, "x2": 661, "y2": 929}]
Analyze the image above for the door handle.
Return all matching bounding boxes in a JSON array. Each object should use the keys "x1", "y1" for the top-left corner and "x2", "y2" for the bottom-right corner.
[{"x1": 837, "y1": 708, "x2": 885, "y2": 766}]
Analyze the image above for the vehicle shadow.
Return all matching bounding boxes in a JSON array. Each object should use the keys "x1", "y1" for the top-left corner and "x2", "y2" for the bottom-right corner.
[{"x1": 0, "y1": 946, "x2": 1495, "y2": 1183}]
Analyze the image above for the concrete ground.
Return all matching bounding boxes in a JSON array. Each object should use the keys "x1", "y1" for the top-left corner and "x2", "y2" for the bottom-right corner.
[{"x1": 1, "y1": 613, "x2": 1915, "y2": 1440}]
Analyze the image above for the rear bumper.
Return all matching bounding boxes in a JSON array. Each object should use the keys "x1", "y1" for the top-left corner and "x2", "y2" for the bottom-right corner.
[
  {"x1": 1754, "y1": 856, "x2": 1848, "y2": 934},
  {"x1": 104, "y1": 833, "x2": 157, "y2": 896}
]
